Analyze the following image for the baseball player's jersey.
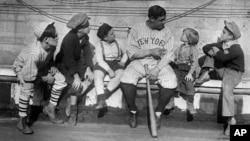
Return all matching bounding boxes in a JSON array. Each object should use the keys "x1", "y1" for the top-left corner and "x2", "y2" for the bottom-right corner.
[
  {"x1": 127, "y1": 22, "x2": 175, "y2": 69},
  {"x1": 121, "y1": 22, "x2": 177, "y2": 88}
]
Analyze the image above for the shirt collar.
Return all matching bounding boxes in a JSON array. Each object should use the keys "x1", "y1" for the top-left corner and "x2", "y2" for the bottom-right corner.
[{"x1": 222, "y1": 40, "x2": 238, "y2": 50}]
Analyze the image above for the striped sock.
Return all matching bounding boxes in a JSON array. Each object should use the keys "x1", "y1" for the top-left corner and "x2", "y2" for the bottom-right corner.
[
  {"x1": 18, "y1": 94, "x2": 30, "y2": 117},
  {"x1": 49, "y1": 88, "x2": 61, "y2": 106}
]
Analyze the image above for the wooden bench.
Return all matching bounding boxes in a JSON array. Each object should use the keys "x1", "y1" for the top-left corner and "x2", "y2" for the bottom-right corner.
[{"x1": 1, "y1": 66, "x2": 250, "y2": 115}]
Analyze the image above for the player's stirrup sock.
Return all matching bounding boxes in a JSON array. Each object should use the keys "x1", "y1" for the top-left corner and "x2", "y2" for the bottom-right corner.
[
  {"x1": 50, "y1": 88, "x2": 62, "y2": 106},
  {"x1": 121, "y1": 83, "x2": 137, "y2": 111},
  {"x1": 18, "y1": 94, "x2": 30, "y2": 117},
  {"x1": 155, "y1": 88, "x2": 175, "y2": 112}
]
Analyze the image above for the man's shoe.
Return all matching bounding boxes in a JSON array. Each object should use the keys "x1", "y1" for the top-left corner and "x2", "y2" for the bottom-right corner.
[
  {"x1": 16, "y1": 117, "x2": 33, "y2": 134},
  {"x1": 196, "y1": 70, "x2": 210, "y2": 84},
  {"x1": 129, "y1": 112, "x2": 137, "y2": 128},
  {"x1": 97, "y1": 106, "x2": 108, "y2": 118},
  {"x1": 163, "y1": 108, "x2": 174, "y2": 116},
  {"x1": 67, "y1": 105, "x2": 78, "y2": 126},
  {"x1": 186, "y1": 110, "x2": 194, "y2": 122}
]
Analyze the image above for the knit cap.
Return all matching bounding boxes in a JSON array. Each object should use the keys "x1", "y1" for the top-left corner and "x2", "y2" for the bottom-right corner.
[{"x1": 34, "y1": 22, "x2": 54, "y2": 39}]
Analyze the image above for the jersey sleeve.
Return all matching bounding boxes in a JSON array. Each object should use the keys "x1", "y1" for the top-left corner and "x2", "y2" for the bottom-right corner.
[
  {"x1": 127, "y1": 27, "x2": 140, "y2": 59},
  {"x1": 157, "y1": 29, "x2": 175, "y2": 69}
]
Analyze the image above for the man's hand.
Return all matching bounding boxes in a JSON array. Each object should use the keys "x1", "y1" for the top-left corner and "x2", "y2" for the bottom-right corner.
[
  {"x1": 49, "y1": 66, "x2": 59, "y2": 76},
  {"x1": 150, "y1": 48, "x2": 163, "y2": 59},
  {"x1": 185, "y1": 73, "x2": 194, "y2": 82},
  {"x1": 108, "y1": 69, "x2": 115, "y2": 78},
  {"x1": 84, "y1": 67, "x2": 94, "y2": 82},
  {"x1": 148, "y1": 66, "x2": 160, "y2": 81}
]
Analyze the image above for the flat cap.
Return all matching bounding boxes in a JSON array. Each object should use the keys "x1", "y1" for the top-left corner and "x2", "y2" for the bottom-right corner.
[
  {"x1": 67, "y1": 13, "x2": 90, "y2": 29},
  {"x1": 224, "y1": 20, "x2": 241, "y2": 40}
]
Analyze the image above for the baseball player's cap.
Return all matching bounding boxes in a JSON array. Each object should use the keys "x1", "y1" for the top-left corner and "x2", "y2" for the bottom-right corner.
[
  {"x1": 67, "y1": 13, "x2": 90, "y2": 29},
  {"x1": 224, "y1": 20, "x2": 241, "y2": 40},
  {"x1": 34, "y1": 21, "x2": 54, "y2": 39}
]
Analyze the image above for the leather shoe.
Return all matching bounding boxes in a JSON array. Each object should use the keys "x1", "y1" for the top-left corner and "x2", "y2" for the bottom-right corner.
[
  {"x1": 43, "y1": 105, "x2": 64, "y2": 124},
  {"x1": 97, "y1": 107, "x2": 108, "y2": 118},
  {"x1": 186, "y1": 110, "x2": 194, "y2": 122},
  {"x1": 163, "y1": 108, "x2": 174, "y2": 116},
  {"x1": 16, "y1": 117, "x2": 33, "y2": 134},
  {"x1": 196, "y1": 70, "x2": 210, "y2": 84}
]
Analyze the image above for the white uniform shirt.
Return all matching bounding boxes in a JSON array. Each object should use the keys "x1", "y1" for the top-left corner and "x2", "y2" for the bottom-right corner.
[
  {"x1": 13, "y1": 42, "x2": 54, "y2": 81},
  {"x1": 95, "y1": 38, "x2": 128, "y2": 71},
  {"x1": 127, "y1": 22, "x2": 175, "y2": 69}
]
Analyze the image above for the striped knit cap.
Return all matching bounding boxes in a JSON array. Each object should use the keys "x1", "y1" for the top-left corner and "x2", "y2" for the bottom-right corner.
[{"x1": 34, "y1": 21, "x2": 54, "y2": 39}]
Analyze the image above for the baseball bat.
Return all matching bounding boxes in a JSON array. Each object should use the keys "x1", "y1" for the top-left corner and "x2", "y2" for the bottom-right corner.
[{"x1": 144, "y1": 64, "x2": 157, "y2": 138}]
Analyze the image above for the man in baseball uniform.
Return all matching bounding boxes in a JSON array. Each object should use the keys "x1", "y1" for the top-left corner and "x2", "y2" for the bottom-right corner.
[{"x1": 120, "y1": 5, "x2": 177, "y2": 129}]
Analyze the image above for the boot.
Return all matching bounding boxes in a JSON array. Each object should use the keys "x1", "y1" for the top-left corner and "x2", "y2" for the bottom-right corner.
[
  {"x1": 163, "y1": 108, "x2": 174, "y2": 116},
  {"x1": 16, "y1": 116, "x2": 33, "y2": 134},
  {"x1": 68, "y1": 105, "x2": 78, "y2": 126},
  {"x1": 129, "y1": 112, "x2": 137, "y2": 128},
  {"x1": 186, "y1": 110, "x2": 194, "y2": 122},
  {"x1": 43, "y1": 104, "x2": 64, "y2": 124}
]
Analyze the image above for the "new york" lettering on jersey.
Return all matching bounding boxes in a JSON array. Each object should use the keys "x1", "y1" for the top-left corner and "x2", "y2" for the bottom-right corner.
[{"x1": 137, "y1": 37, "x2": 165, "y2": 47}]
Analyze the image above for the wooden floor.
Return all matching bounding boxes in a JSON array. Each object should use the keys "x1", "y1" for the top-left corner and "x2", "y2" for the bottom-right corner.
[
  {"x1": 0, "y1": 118, "x2": 229, "y2": 141},
  {"x1": 0, "y1": 105, "x2": 233, "y2": 141}
]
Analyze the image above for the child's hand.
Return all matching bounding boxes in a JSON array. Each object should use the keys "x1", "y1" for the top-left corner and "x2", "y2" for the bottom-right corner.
[
  {"x1": 49, "y1": 66, "x2": 59, "y2": 76},
  {"x1": 185, "y1": 73, "x2": 194, "y2": 82},
  {"x1": 46, "y1": 73, "x2": 55, "y2": 84},
  {"x1": 212, "y1": 47, "x2": 220, "y2": 54},
  {"x1": 108, "y1": 69, "x2": 115, "y2": 78},
  {"x1": 72, "y1": 74, "x2": 81, "y2": 90},
  {"x1": 84, "y1": 67, "x2": 94, "y2": 82},
  {"x1": 42, "y1": 74, "x2": 55, "y2": 84},
  {"x1": 17, "y1": 72, "x2": 25, "y2": 85},
  {"x1": 118, "y1": 61, "x2": 125, "y2": 67}
]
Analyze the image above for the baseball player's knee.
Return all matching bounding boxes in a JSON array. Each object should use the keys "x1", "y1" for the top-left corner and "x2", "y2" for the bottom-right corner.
[
  {"x1": 158, "y1": 79, "x2": 177, "y2": 89},
  {"x1": 120, "y1": 73, "x2": 137, "y2": 85}
]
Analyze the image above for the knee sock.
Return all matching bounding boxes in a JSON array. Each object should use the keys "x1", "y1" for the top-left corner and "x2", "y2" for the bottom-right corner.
[
  {"x1": 49, "y1": 88, "x2": 62, "y2": 106},
  {"x1": 18, "y1": 94, "x2": 30, "y2": 117},
  {"x1": 155, "y1": 88, "x2": 175, "y2": 112},
  {"x1": 120, "y1": 83, "x2": 137, "y2": 111}
]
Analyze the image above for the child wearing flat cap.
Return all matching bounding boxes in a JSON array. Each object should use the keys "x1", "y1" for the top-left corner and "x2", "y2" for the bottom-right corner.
[
  {"x1": 55, "y1": 13, "x2": 94, "y2": 125},
  {"x1": 197, "y1": 20, "x2": 245, "y2": 136},
  {"x1": 13, "y1": 22, "x2": 67, "y2": 134},
  {"x1": 94, "y1": 23, "x2": 128, "y2": 118}
]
